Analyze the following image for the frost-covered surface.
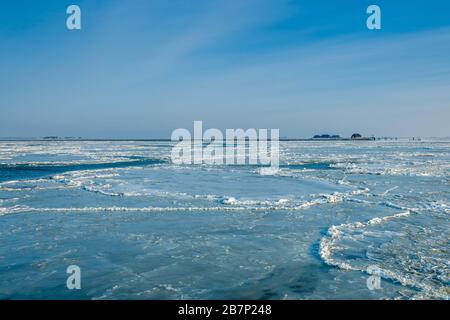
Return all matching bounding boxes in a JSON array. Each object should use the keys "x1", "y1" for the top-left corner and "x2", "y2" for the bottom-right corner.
[{"x1": 0, "y1": 139, "x2": 448, "y2": 299}]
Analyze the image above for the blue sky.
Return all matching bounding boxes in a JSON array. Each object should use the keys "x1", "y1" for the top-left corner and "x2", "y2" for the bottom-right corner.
[{"x1": 1, "y1": 0, "x2": 450, "y2": 138}]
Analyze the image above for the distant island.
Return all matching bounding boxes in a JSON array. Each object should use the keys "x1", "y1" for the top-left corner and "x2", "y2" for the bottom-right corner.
[
  {"x1": 311, "y1": 133, "x2": 375, "y2": 141},
  {"x1": 313, "y1": 134, "x2": 341, "y2": 139},
  {"x1": 43, "y1": 136, "x2": 83, "y2": 140}
]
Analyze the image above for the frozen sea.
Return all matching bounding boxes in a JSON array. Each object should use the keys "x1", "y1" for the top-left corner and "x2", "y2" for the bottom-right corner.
[{"x1": 0, "y1": 139, "x2": 448, "y2": 299}]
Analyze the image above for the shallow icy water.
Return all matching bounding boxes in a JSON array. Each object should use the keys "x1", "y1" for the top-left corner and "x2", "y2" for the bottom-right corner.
[{"x1": 0, "y1": 140, "x2": 448, "y2": 299}]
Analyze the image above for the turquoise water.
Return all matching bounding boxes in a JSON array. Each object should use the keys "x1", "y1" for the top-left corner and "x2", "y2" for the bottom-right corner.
[{"x1": 0, "y1": 140, "x2": 448, "y2": 299}]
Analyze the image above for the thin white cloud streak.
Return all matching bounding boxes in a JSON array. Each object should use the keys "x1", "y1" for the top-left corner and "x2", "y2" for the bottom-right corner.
[{"x1": 138, "y1": 27, "x2": 450, "y2": 137}]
